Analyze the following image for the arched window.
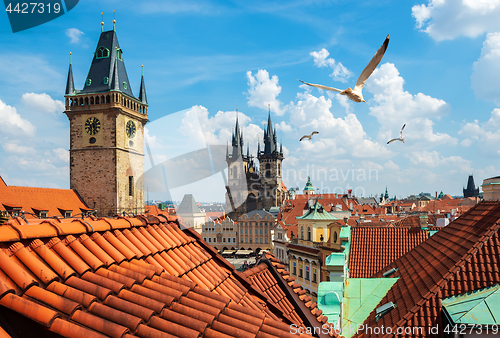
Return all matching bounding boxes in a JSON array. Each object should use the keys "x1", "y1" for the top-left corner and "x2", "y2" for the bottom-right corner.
[
  {"x1": 266, "y1": 163, "x2": 271, "y2": 178},
  {"x1": 96, "y1": 47, "x2": 109, "y2": 59},
  {"x1": 278, "y1": 164, "x2": 281, "y2": 176},
  {"x1": 301, "y1": 226, "x2": 304, "y2": 240},
  {"x1": 307, "y1": 227, "x2": 311, "y2": 241},
  {"x1": 333, "y1": 231, "x2": 338, "y2": 243}
]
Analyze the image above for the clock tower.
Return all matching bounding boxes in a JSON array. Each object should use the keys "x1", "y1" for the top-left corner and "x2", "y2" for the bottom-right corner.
[{"x1": 64, "y1": 26, "x2": 148, "y2": 216}]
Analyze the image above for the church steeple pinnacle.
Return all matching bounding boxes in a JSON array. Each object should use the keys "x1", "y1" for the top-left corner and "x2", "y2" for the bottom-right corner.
[
  {"x1": 263, "y1": 106, "x2": 277, "y2": 154},
  {"x1": 139, "y1": 65, "x2": 147, "y2": 104},
  {"x1": 65, "y1": 52, "x2": 75, "y2": 95}
]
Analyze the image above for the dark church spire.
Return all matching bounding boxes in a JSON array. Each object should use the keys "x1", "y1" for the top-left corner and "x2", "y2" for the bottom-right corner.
[
  {"x1": 80, "y1": 29, "x2": 134, "y2": 98},
  {"x1": 263, "y1": 106, "x2": 277, "y2": 154},
  {"x1": 139, "y1": 65, "x2": 147, "y2": 104},
  {"x1": 231, "y1": 110, "x2": 243, "y2": 158},
  {"x1": 65, "y1": 53, "x2": 75, "y2": 95}
]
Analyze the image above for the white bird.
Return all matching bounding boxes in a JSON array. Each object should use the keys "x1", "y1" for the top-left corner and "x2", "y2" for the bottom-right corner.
[
  {"x1": 387, "y1": 124, "x2": 406, "y2": 144},
  {"x1": 298, "y1": 34, "x2": 390, "y2": 103},
  {"x1": 300, "y1": 131, "x2": 319, "y2": 141}
]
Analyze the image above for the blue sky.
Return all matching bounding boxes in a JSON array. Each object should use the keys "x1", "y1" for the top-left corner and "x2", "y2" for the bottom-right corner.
[{"x1": 1, "y1": 0, "x2": 500, "y2": 203}]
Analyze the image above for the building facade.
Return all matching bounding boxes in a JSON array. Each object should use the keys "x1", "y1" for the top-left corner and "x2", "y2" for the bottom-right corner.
[
  {"x1": 273, "y1": 221, "x2": 289, "y2": 264},
  {"x1": 64, "y1": 28, "x2": 148, "y2": 216},
  {"x1": 201, "y1": 217, "x2": 238, "y2": 251},
  {"x1": 238, "y1": 210, "x2": 276, "y2": 252},
  {"x1": 226, "y1": 111, "x2": 285, "y2": 219}
]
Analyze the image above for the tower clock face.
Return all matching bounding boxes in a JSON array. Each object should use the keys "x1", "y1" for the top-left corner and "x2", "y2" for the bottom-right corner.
[
  {"x1": 126, "y1": 120, "x2": 136, "y2": 138},
  {"x1": 85, "y1": 117, "x2": 101, "y2": 135}
]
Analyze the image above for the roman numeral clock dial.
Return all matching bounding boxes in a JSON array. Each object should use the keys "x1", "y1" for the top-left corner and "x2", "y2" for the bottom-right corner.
[
  {"x1": 126, "y1": 120, "x2": 136, "y2": 138},
  {"x1": 85, "y1": 117, "x2": 101, "y2": 135}
]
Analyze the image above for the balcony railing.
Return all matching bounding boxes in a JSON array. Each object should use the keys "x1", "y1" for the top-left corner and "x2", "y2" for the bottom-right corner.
[{"x1": 290, "y1": 238, "x2": 321, "y2": 248}]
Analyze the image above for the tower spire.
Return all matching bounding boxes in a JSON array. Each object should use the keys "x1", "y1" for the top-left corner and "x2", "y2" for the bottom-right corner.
[
  {"x1": 65, "y1": 52, "x2": 75, "y2": 95},
  {"x1": 139, "y1": 65, "x2": 147, "y2": 104},
  {"x1": 113, "y1": 10, "x2": 116, "y2": 31},
  {"x1": 101, "y1": 12, "x2": 104, "y2": 32}
]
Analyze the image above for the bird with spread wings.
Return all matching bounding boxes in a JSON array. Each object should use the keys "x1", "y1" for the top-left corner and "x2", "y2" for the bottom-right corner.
[
  {"x1": 300, "y1": 131, "x2": 319, "y2": 141},
  {"x1": 298, "y1": 34, "x2": 390, "y2": 103},
  {"x1": 387, "y1": 124, "x2": 406, "y2": 144}
]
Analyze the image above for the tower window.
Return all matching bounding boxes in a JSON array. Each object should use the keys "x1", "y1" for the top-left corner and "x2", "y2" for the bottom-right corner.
[
  {"x1": 116, "y1": 48, "x2": 123, "y2": 60},
  {"x1": 278, "y1": 164, "x2": 281, "y2": 176},
  {"x1": 128, "y1": 176, "x2": 134, "y2": 196},
  {"x1": 96, "y1": 47, "x2": 110, "y2": 59},
  {"x1": 86, "y1": 78, "x2": 92, "y2": 86},
  {"x1": 103, "y1": 77, "x2": 109, "y2": 85},
  {"x1": 123, "y1": 82, "x2": 127, "y2": 90},
  {"x1": 266, "y1": 163, "x2": 271, "y2": 178}
]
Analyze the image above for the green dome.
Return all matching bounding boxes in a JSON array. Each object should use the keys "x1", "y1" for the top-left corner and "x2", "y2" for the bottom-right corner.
[{"x1": 303, "y1": 176, "x2": 314, "y2": 191}]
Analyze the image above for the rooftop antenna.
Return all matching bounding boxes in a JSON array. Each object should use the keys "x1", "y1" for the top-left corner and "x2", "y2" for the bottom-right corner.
[
  {"x1": 113, "y1": 9, "x2": 116, "y2": 31},
  {"x1": 101, "y1": 12, "x2": 104, "y2": 32}
]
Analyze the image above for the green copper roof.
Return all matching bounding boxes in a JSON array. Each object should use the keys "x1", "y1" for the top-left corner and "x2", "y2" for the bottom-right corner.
[
  {"x1": 296, "y1": 200, "x2": 339, "y2": 220},
  {"x1": 326, "y1": 253, "x2": 345, "y2": 267},
  {"x1": 442, "y1": 284, "x2": 500, "y2": 326},
  {"x1": 339, "y1": 226, "x2": 351, "y2": 239},
  {"x1": 342, "y1": 278, "x2": 399, "y2": 338},
  {"x1": 303, "y1": 176, "x2": 314, "y2": 191},
  {"x1": 318, "y1": 282, "x2": 344, "y2": 327}
]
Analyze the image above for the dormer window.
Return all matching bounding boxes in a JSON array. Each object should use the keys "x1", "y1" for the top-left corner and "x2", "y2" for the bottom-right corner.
[
  {"x1": 116, "y1": 48, "x2": 123, "y2": 60},
  {"x1": 96, "y1": 47, "x2": 110, "y2": 59}
]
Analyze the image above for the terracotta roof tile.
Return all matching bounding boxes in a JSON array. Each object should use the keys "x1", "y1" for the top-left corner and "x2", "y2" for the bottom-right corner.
[
  {"x1": 71, "y1": 310, "x2": 129, "y2": 338},
  {"x1": 349, "y1": 226, "x2": 430, "y2": 278},
  {"x1": 355, "y1": 201, "x2": 500, "y2": 337},
  {"x1": 0, "y1": 212, "x2": 324, "y2": 337}
]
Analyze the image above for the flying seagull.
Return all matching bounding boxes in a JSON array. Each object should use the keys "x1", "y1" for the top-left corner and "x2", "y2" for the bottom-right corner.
[
  {"x1": 298, "y1": 34, "x2": 390, "y2": 103},
  {"x1": 387, "y1": 124, "x2": 406, "y2": 144},
  {"x1": 300, "y1": 131, "x2": 319, "y2": 141}
]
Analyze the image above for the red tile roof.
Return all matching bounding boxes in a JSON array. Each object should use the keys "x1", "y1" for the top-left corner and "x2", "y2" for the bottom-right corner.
[
  {"x1": 0, "y1": 212, "x2": 314, "y2": 337},
  {"x1": 0, "y1": 178, "x2": 91, "y2": 218},
  {"x1": 356, "y1": 201, "x2": 500, "y2": 337},
  {"x1": 351, "y1": 204, "x2": 376, "y2": 215},
  {"x1": 393, "y1": 214, "x2": 444, "y2": 227},
  {"x1": 242, "y1": 252, "x2": 340, "y2": 338},
  {"x1": 349, "y1": 226, "x2": 430, "y2": 278}
]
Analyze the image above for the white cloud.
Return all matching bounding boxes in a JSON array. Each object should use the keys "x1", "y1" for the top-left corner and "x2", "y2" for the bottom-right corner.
[
  {"x1": 460, "y1": 139, "x2": 472, "y2": 147},
  {"x1": 471, "y1": 33, "x2": 500, "y2": 105},
  {"x1": 66, "y1": 28, "x2": 84, "y2": 44},
  {"x1": 366, "y1": 63, "x2": 455, "y2": 147},
  {"x1": 21, "y1": 93, "x2": 64, "y2": 115},
  {"x1": 180, "y1": 105, "x2": 264, "y2": 154},
  {"x1": 2, "y1": 142, "x2": 35, "y2": 155},
  {"x1": 459, "y1": 108, "x2": 500, "y2": 154},
  {"x1": 384, "y1": 160, "x2": 399, "y2": 171},
  {"x1": 407, "y1": 150, "x2": 472, "y2": 171},
  {"x1": 0, "y1": 99, "x2": 35, "y2": 136},
  {"x1": 246, "y1": 69, "x2": 283, "y2": 115},
  {"x1": 52, "y1": 148, "x2": 69, "y2": 163},
  {"x1": 310, "y1": 48, "x2": 353, "y2": 83},
  {"x1": 412, "y1": 0, "x2": 500, "y2": 41},
  {"x1": 286, "y1": 91, "x2": 391, "y2": 159}
]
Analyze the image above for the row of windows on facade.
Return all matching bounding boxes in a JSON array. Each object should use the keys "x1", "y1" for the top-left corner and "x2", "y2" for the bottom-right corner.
[
  {"x1": 240, "y1": 222, "x2": 273, "y2": 227},
  {"x1": 203, "y1": 227, "x2": 234, "y2": 233},
  {"x1": 243, "y1": 228, "x2": 268, "y2": 235},
  {"x1": 240, "y1": 237, "x2": 268, "y2": 244},
  {"x1": 292, "y1": 262, "x2": 317, "y2": 283},
  {"x1": 203, "y1": 237, "x2": 237, "y2": 244}
]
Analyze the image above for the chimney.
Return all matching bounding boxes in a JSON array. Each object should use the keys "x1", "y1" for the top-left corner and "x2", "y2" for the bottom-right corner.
[
  {"x1": 348, "y1": 189, "x2": 352, "y2": 198},
  {"x1": 419, "y1": 215, "x2": 428, "y2": 229},
  {"x1": 482, "y1": 176, "x2": 500, "y2": 201},
  {"x1": 435, "y1": 191, "x2": 437, "y2": 199}
]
